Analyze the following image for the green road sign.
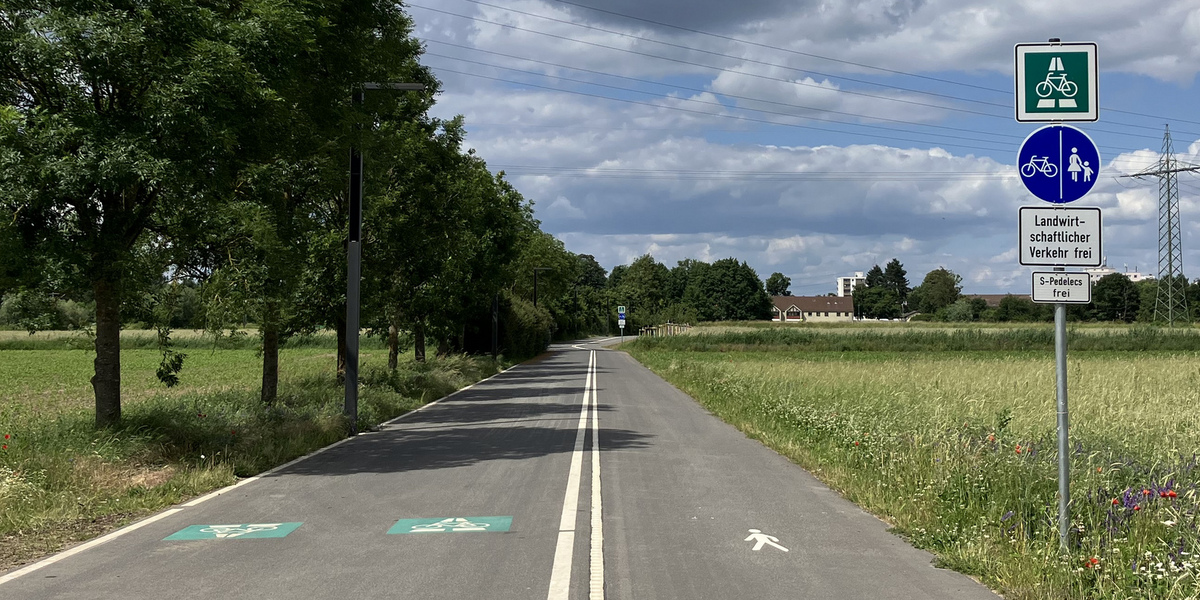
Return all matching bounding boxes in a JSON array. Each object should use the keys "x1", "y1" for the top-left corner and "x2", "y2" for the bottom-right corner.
[
  {"x1": 1015, "y1": 42, "x2": 1097, "y2": 122},
  {"x1": 388, "y1": 516, "x2": 512, "y2": 534},
  {"x1": 164, "y1": 522, "x2": 303, "y2": 540}
]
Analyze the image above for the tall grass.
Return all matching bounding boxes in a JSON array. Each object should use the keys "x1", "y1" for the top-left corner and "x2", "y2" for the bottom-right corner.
[
  {"x1": 634, "y1": 326, "x2": 1200, "y2": 353},
  {"x1": 629, "y1": 335, "x2": 1200, "y2": 600},
  {"x1": 0, "y1": 344, "x2": 501, "y2": 570}
]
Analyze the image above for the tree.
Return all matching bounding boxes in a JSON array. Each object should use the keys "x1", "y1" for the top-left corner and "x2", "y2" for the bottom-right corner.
[
  {"x1": 765, "y1": 272, "x2": 791, "y2": 296},
  {"x1": 865, "y1": 265, "x2": 886, "y2": 288},
  {"x1": 667, "y1": 259, "x2": 707, "y2": 304},
  {"x1": 854, "y1": 285, "x2": 900, "y2": 319},
  {"x1": 1, "y1": 4, "x2": 293, "y2": 425},
  {"x1": 683, "y1": 258, "x2": 772, "y2": 321},
  {"x1": 617, "y1": 254, "x2": 669, "y2": 325},
  {"x1": 911, "y1": 268, "x2": 962, "y2": 314},
  {"x1": 576, "y1": 255, "x2": 608, "y2": 290},
  {"x1": 883, "y1": 259, "x2": 910, "y2": 308},
  {"x1": 1091, "y1": 273, "x2": 1139, "y2": 322},
  {"x1": 944, "y1": 298, "x2": 975, "y2": 322}
]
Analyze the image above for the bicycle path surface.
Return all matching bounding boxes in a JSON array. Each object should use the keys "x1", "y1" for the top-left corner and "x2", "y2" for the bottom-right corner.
[{"x1": 0, "y1": 338, "x2": 1000, "y2": 599}]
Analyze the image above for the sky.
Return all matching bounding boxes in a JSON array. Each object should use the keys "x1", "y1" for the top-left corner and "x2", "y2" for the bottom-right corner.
[{"x1": 407, "y1": 0, "x2": 1200, "y2": 295}]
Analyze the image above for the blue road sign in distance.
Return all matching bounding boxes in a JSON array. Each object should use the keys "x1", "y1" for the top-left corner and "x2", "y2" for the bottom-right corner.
[{"x1": 1017, "y1": 125, "x2": 1100, "y2": 204}]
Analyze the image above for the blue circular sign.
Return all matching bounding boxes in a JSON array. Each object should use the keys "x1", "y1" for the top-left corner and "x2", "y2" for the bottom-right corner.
[{"x1": 1017, "y1": 125, "x2": 1100, "y2": 204}]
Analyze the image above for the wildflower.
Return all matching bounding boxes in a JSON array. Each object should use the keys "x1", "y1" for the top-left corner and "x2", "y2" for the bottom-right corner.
[
  {"x1": 854, "y1": 441, "x2": 859, "y2": 446},
  {"x1": 1015, "y1": 445, "x2": 1022, "y2": 454},
  {"x1": 2, "y1": 434, "x2": 8, "y2": 439},
  {"x1": 1096, "y1": 467, "x2": 1102, "y2": 473},
  {"x1": 1001, "y1": 511, "x2": 1015, "y2": 522},
  {"x1": 988, "y1": 434, "x2": 995, "y2": 442},
  {"x1": 1, "y1": 444, "x2": 6, "y2": 450},
  {"x1": 1112, "y1": 498, "x2": 1120, "y2": 505},
  {"x1": 1162, "y1": 520, "x2": 1176, "y2": 527},
  {"x1": 231, "y1": 430, "x2": 236, "y2": 435},
  {"x1": 1134, "y1": 505, "x2": 1142, "y2": 511},
  {"x1": 1167, "y1": 490, "x2": 1178, "y2": 498},
  {"x1": 1143, "y1": 489, "x2": 1151, "y2": 496}
]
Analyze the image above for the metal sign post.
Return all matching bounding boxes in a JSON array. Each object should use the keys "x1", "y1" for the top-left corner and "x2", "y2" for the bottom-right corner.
[
  {"x1": 1015, "y1": 38, "x2": 1101, "y2": 551},
  {"x1": 618, "y1": 305, "x2": 626, "y2": 342}
]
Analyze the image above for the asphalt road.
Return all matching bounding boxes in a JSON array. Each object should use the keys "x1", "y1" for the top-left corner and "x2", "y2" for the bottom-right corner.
[{"x1": 1, "y1": 338, "x2": 1000, "y2": 599}]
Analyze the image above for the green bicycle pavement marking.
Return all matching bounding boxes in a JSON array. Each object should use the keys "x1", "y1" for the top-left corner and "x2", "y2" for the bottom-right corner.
[
  {"x1": 387, "y1": 516, "x2": 513, "y2": 534},
  {"x1": 164, "y1": 522, "x2": 303, "y2": 540}
]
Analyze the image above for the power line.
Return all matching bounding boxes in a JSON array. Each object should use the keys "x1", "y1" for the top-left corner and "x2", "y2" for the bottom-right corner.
[
  {"x1": 413, "y1": 4, "x2": 1194, "y2": 145},
  {"x1": 455, "y1": 0, "x2": 1011, "y2": 110},
  {"x1": 431, "y1": 60, "x2": 1161, "y2": 159},
  {"x1": 538, "y1": 0, "x2": 1200, "y2": 129},
  {"x1": 425, "y1": 51, "x2": 1020, "y2": 147},
  {"x1": 431, "y1": 67, "x2": 1022, "y2": 152}
]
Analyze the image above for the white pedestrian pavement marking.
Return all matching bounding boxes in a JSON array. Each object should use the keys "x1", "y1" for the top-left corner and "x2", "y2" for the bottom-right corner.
[{"x1": 745, "y1": 529, "x2": 789, "y2": 552}]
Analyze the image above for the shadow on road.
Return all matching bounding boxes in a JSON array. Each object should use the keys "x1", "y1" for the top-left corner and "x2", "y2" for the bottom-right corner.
[{"x1": 275, "y1": 348, "x2": 644, "y2": 477}]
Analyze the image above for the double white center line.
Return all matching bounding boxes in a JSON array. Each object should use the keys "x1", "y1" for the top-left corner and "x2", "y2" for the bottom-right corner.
[{"x1": 547, "y1": 350, "x2": 605, "y2": 600}]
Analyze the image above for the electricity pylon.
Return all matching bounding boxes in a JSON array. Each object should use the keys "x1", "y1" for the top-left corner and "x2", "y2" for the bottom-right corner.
[{"x1": 1121, "y1": 126, "x2": 1200, "y2": 326}]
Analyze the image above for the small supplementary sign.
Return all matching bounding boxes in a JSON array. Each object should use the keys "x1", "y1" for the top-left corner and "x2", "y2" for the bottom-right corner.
[
  {"x1": 164, "y1": 522, "x2": 303, "y2": 540},
  {"x1": 1019, "y1": 206, "x2": 1102, "y2": 267},
  {"x1": 387, "y1": 516, "x2": 512, "y2": 534},
  {"x1": 1032, "y1": 272, "x2": 1092, "y2": 304},
  {"x1": 744, "y1": 529, "x2": 788, "y2": 552}
]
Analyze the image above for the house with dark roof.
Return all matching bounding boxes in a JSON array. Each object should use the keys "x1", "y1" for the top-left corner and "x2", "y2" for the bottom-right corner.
[{"x1": 770, "y1": 295, "x2": 855, "y2": 323}]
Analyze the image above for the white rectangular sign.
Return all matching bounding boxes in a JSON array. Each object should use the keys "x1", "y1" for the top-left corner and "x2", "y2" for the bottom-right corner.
[
  {"x1": 1031, "y1": 271, "x2": 1092, "y2": 304},
  {"x1": 618, "y1": 319, "x2": 625, "y2": 327},
  {"x1": 1019, "y1": 206, "x2": 1102, "y2": 266}
]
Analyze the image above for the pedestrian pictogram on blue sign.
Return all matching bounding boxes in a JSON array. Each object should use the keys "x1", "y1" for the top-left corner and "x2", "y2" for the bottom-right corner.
[{"x1": 1017, "y1": 125, "x2": 1100, "y2": 204}]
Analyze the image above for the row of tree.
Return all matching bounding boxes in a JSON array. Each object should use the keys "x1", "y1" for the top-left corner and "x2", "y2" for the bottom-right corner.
[{"x1": 0, "y1": 2, "x2": 602, "y2": 427}]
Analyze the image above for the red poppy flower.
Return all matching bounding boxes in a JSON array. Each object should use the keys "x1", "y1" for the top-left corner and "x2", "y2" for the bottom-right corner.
[
  {"x1": 1167, "y1": 490, "x2": 1178, "y2": 498},
  {"x1": 1143, "y1": 489, "x2": 1151, "y2": 496},
  {"x1": 987, "y1": 434, "x2": 995, "y2": 442},
  {"x1": 3, "y1": 434, "x2": 8, "y2": 440},
  {"x1": 854, "y1": 441, "x2": 859, "y2": 446},
  {"x1": 1, "y1": 444, "x2": 6, "y2": 450},
  {"x1": 1015, "y1": 445, "x2": 1022, "y2": 454},
  {"x1": 1134, "y1": 505, "x2": 1142, "y2": 511},
  {"x1": 231, "y1": 430, "x2": 236, "y2": 435},
  {"x1": 1112, "y1": 498, "x2": 1120, "y2": 505},
  {"x1": 1096, "y1": 467, "x2": 1102, "y2": 473}
]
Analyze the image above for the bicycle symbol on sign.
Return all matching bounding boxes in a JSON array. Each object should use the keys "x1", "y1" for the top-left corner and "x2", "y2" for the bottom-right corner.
[
  {"x1": 1021, "y1": 156, "x2": 1058, "y2": 178},
  {"x1": 1035, "y1": 72, "x2": 1077, "y2": 98}
]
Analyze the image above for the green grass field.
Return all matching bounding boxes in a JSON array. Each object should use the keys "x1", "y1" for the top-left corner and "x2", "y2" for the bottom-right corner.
[
  {"x1": 629, "y1": 327, "x2": 1200, "y2": 600},
  {"x1": 0, "y1": 330, "x2": 504, "y2": 571}
]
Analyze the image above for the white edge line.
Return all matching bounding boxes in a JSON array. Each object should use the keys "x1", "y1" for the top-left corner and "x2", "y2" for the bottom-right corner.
[
  {"x1": 0, "y1": 508, "x2": 184, "y2": 585},
  {"x1": 0, "y1": 361, "x2": 527, "y2": 583}
]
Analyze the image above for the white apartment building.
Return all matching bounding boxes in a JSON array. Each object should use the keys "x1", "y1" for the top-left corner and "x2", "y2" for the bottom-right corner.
[
  {"x1": 836, "y1": 272, "x2": 866, "y2": 297},
  {"x1": 1084, "y1": 259, "x2": 1153, "y2": 283}
]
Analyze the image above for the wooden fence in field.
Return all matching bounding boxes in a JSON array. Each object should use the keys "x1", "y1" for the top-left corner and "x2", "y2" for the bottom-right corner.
[{"x1": 637, "y1": 323, "x2": 692, "y2": 337}]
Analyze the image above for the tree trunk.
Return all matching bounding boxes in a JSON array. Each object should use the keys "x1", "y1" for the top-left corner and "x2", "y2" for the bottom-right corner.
[
  {"x1": 388, "y1": 324, "x2": 399, "y2": 370},
  {"x1": 336, "y1": 315, "x2": 347, "y2": 381},
  {"x1": 261, "y1": 308, "x2": 279, "y2": 404},
  {"x1": 92, "y1": 277, "x2": 122, "y2": 428},
  {"x1": 413, "y1": 322, "x2": 425, "y2": 363}
]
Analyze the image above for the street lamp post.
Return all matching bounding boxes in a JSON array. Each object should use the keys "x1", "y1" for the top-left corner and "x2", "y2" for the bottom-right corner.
[{"x1": 346, "y1": 82, "x2": 425, "y2": 436}]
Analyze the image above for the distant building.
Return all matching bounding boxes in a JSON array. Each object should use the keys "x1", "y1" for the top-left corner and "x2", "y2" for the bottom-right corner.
[
  {"x1": 771, "y1": 296, "x2": 855, "y2": 323},
  {"x1": 836, "y1": 272, "x2": 866, "y2": 297},
  {"x1": 1084, "y1": 259, "x2": 1152, "y2": 283}
]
